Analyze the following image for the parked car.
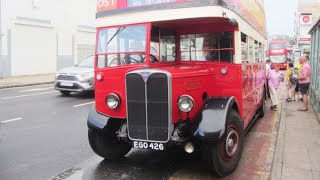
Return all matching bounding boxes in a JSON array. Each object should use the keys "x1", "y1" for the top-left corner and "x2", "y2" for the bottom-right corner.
[{"x1": 55, "y1": 56, "x2": 94, "y2": 95}]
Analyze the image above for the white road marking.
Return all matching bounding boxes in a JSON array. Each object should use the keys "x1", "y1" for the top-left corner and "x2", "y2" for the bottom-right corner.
[
  {"x1": 0, "y1": 91, "x2": 57, "y2": 100},
  {"x1": 1, "y1": 118, "x2": 23, "y2": 124},
  {"x1": 19, "y1": 87, "x2": 53, "y2": 93},
  {"x1": 73, "y1": 101, "x2": 95, "y2": 108}
]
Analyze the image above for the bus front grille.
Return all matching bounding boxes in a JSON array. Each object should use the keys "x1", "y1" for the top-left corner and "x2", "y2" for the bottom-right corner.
[{"x1": 126, "y1": 70, "x2": 171, "y2": 142}]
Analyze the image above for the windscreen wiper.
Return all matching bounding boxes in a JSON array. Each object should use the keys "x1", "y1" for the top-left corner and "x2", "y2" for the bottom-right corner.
[{"x1": 107, "y1": 26, "x2": 126, "y2": 45}]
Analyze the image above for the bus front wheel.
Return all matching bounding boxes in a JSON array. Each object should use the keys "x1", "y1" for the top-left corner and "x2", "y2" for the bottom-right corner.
[
  {"x1": 204, "y1": 110, "x2": 244, "y2": 177},
  {"x1": 88, "y1": 129, "x2": 131, "y2": 160}
]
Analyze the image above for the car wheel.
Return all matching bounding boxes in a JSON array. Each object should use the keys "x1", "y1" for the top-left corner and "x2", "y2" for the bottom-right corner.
[
  {"x1": 204, "y1": 110, "x2": 244, "y2": 177},
  {"x1": 88, "y1": 129, "x2": 131, "y2": 160},
  {"x1": 60, "y1": 90, "x2": 71, "y2": 96}
]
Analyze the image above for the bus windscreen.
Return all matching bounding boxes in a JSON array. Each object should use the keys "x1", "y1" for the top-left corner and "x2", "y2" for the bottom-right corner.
[
  {"x1": 270, "y1": 55, "x2": 286, "y2": 63},
  {"x1": 269, "y1": 43, "x2": 286, "y2": 49}
]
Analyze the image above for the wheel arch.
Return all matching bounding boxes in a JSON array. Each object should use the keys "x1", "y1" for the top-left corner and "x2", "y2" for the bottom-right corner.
[
  {"x1": 87, "y1": 104, "x2": 124, "y2": 132},
  {"x1": 193, "y1": 96, "x2": 242, "y2": 142}
]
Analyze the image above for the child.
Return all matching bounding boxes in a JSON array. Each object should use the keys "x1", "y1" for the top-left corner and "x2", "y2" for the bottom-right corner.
[{"x1": 285, "y1": 63, "x2": 298, "y2": 102}]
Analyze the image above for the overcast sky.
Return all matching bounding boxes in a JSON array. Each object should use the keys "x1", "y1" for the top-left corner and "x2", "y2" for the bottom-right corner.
[{"x1": 265, "y1": 0, "x2": 298, "y2": 36}]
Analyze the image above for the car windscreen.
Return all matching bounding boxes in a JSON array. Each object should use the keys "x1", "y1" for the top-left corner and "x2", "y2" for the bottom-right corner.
[{"x1": 77, "y1": 56, "x2": 94, "y2": 68}]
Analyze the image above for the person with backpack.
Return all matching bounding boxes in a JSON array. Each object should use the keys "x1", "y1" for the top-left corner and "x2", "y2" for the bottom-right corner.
[{"x1": 285, "y1": 63, "x2": 298, "y2": 102}]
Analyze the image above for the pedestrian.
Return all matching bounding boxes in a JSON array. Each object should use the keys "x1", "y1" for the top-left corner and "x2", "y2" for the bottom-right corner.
[
  {"x1": 266, "y1": 59, "x2": 272, "y2": 99},
  {"x1": 294, "y1": 55, "x2": 311, "y2": 111},
  {"x1": 267, "y1": 64, "x2": 282, "y2": 111},
  {"x1": 296, "y1": 54, "x2": 309, "y2": 102},
  {"x1": 285, "y1": 63, "x2": 298, "y2": 102}
]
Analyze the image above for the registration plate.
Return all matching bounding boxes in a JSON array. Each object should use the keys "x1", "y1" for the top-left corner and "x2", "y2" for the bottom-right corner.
[
  {"x1": 60, "y1": 82, "x2": 73, "y2": 87},
  {"x1": 133, "y1": 141, "x2": 165, "y2": 151}
]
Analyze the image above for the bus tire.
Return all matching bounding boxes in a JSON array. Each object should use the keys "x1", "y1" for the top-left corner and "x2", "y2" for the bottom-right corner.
[
  {"x1": 88, "y1": 129, "x2": 131, "y2": 160},
  {"x1": 60, "y1": 90, "x2": 71, "y2": 96},
  {"x1": 205, "y1": 110, "x2": 244, "y2": 177}
]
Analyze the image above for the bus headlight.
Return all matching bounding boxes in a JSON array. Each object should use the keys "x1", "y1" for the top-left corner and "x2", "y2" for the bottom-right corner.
[
  {"x1": 106, "y1": 93, "x2": 120, "y2": 109},
  {"x1": 178, "y1": 95, "x2": 194, "y2": 112}
]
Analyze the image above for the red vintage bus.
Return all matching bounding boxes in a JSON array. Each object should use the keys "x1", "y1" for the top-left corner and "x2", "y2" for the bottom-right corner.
[
  {"x1": 88, "y1": 0, "x2": 267, "y2": 177},
  {"x1": 268, "y1": 40, "x2": 288, "y2": 69}
]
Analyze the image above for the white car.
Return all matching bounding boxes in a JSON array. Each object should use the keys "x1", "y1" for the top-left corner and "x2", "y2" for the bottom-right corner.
[{"x1": 55, "y1": 56, "x2": 94, "y2": 95}]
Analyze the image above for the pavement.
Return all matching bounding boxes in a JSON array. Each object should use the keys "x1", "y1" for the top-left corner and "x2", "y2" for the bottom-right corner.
[
  {"x1": 0, "y1": 74, "x2": 55, "y2": 89},
  {"x1": 271, "y1": 99, "x2": 320, "y2": 180}
]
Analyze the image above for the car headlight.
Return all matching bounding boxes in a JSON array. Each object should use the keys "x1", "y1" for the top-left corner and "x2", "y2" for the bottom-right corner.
[
  {"x1": 106, "y1": 93, "x2": 120, "y2": 109},
  {"x1": 178, "y1": 95, "x2": 194, "y2": 113},
  {"x1": 80, "y1": 72, "x2": 94, "y2": 78}
]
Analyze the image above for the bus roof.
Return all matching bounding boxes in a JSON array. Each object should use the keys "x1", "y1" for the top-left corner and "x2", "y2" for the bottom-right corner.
[{"x1": 96, "y1": 0, "x2": 266, "y2": 36}]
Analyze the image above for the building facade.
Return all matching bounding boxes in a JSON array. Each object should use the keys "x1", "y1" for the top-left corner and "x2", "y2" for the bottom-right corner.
[
  {"x1": 309, "y1": 16, "x2": 320, "y2": 119},
  {"x1": 0, "y1": 0, "x2": 96, "y2": 77},
  {"x1": 294, "y1": 0, "x2": 320, "y2": 56}
]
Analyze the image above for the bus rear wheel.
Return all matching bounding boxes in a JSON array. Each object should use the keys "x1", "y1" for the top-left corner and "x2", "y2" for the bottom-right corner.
[
  {"x1": 88, "y1": 129, "x2": 131, "y2": 160},
  {"x1": 205, "y1": 110, "x2": 244, "y2": 177}
]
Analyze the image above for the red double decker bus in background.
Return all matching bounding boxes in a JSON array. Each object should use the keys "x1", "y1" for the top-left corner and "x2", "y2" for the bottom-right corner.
[{"x1": 268, "y1": 40, "x2": 288, "y2": 70}]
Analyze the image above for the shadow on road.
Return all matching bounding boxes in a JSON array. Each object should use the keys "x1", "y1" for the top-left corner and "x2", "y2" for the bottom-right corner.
[
  {"x1": 80, "y1": 148, "x2": 208, "y2": 180},
  {"x1": 57, "y1": 91, "x2": 95, "y2": 99}
]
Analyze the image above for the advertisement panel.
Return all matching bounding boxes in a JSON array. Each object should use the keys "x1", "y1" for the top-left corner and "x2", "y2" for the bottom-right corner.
[
  {"x1": 127, "y1": 0, "x2": 175, "y2": 7},
  {"x1": 96, "y1": 0, "x2": 196, "y2": 12},
  {"x1": 224, "y1": 0, "x2": 266, "y2": 36},
  {"x1": 97, "y1": 0, "x2": 118, "y2": 12}
]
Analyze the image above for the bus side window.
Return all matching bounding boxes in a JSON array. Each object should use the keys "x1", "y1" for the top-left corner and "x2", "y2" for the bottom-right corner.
[{"x1": 241, "y1": 33, "x2": 248, "y2": 63}]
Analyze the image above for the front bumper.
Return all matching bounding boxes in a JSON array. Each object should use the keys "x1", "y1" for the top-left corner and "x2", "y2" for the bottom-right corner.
[{"x1": 55, "y1": 79, "x2": 94, "y2": 92}]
